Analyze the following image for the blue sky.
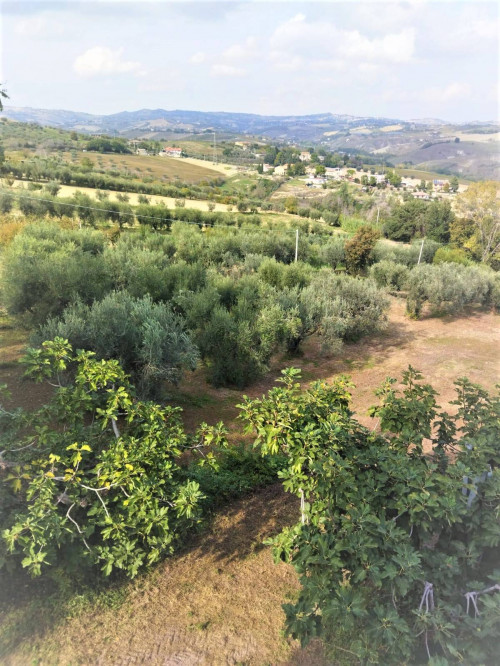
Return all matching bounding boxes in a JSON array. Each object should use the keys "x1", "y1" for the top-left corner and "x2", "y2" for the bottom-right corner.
[{"x1": 1, "y1": 1, "x2": 498, "y2": 122}]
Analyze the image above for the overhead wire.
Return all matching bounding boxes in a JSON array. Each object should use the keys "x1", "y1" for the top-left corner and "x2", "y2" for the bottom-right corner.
[{"x1": 0, "y1": 189, "x2": 347, "y2": 241}]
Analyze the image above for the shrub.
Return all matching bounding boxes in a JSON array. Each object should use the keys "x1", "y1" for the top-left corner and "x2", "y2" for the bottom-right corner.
[
  {"x1": 2, "y1": 223, "x2": 109, "y2": 325},
  {"x1": 240, "y1": 368, "x2": 500, "y2": 664},
  {"x1": 344, "y1": 225, "x2": 380, "y2": 274},
  {"x1": 0, "y1": 190, "x2": 13, "y2": 213},
  {"x1": 301, "y1": 270, "x2": 390, "y2": 346},
  {"x1": 433, "y1": 246, "x2": 470, "y2": 265},
  {"x1": 406, "y1": 263, "x2": 494, "y2": 318},
  {"x1": 369, "y1": 260, "x2": 410, "y2": 291},
  {"x1": 1, "y1": 341, "x2": 225, "y2": 578},
  {"x1": 35, "y1": 291, "x2": 199, "y2": 396}
]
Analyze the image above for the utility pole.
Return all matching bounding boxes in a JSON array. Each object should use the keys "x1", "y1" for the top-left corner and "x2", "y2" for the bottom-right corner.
[
  {"x1": 295, "y1": 229, "x2": 299, "y2": 263},
  {"x1": 417, "y1": 238, "x2": 425, "y2": 264}
]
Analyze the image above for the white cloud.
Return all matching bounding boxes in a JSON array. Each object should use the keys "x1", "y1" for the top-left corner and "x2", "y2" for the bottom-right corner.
[
  {"x1": 269, "y1": 14, "x2": 415, "y2": 71},
  {"x1": 222, "y1": 36, "x2": 258, "y2": 61},
  {"x1": 190, "y1": 52, "x2": 206, "y2": 65},
  {"x1": 210, "y1": 64, "x2": 246, "y2": 78},
  {"x1": 341, "y1": 28, "x2": 415, "y2": 64},
  {"x1": 422, "y1": 83, "x2": 472, "y2": 103},
  {"x1": 383, "y1": 82, "x2": 472, "y2": 104},
  {"x1": 74, "y1": 47, "x2": 145, "y2": 78}
]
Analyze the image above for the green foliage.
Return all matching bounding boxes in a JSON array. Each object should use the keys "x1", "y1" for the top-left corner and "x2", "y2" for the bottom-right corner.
[
  {"x1": 240, "y1": 367, "x2": 500, "y2": 664},
  {"x1": 1, "y1": 340, "x2": 227, "y2": 578},
  {"x1": 86, "y1": 137, "x2": 132, "y2": 154},
  {"x1": 0, "y1": 190, "x2": 13, "y2": 213},
  {"x1": 187, "y1": 445, "x2": 286, "y2": 510},
  {"x1": 369, "y1": 260, "x2": 410, "y2": 291},
  {"x1": 385, "y1": 200, "x2": 453, "y2": 244},
  {"x1": 301, "y1": 271, "x2": 390, "y2": 345},
  {"x1": 373, "y1": 239, "x2": 442, "y2": 266},
  {"x1": 433, "y1": 247, "x2": 470, "y2": 265},
  {"x1": 406, "y1": 263, "x2": 495, "y2": 318},
  {"x1": 1, "y1": 223, "x2": 110, "y2": 325},
  {"x1": 36, "y1": 291, "x2": 199, "y2": 397}
]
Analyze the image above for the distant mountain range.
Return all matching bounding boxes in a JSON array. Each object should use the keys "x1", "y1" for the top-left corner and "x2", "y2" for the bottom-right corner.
[
  {"x1": 0, "y1": 105, "x2": 457, "y2": 138},
  {"x1": 1, "y1": 106, "x2": 499, "y2": 180}
]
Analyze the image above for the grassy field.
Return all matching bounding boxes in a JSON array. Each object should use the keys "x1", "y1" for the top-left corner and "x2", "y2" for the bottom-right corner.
[
  {"x1": 65, "y1": 152, "x2": 223, "y2": 183},
  {"x1": 1, "y1": 297, "x2": 498, "y2": 664}
]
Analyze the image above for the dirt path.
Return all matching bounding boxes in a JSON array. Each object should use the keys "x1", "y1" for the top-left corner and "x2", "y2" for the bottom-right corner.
[{"x1": 2, "y1": 486, "x2": 309, "y2": 666}]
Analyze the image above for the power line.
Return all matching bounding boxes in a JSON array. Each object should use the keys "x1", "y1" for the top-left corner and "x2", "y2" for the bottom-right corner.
[{"x1": 1, "y1": 190, "x2": 345, "y2": 241}]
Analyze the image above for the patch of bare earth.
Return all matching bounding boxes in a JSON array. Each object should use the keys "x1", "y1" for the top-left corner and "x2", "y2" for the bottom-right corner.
[{"x1": 176, "y1": 297, "x2": 499, "y2": 435}]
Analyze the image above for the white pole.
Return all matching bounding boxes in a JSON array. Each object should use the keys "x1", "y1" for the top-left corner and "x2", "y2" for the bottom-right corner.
[
  {"x1": 417, "y1": 238, "x2": 425, "y2": 264},
  {"x1": 295, "y1": 229, "x2": 299, "y2": 263}
]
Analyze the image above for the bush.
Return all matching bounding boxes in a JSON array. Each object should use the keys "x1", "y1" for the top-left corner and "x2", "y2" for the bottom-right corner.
[
  {"x1": 188, "y1": 445, "x2": 286, "y2": 510},
  {"x1": 2, "y1": 223, "x2": 110, "y2": 325},
  {"x1": 433, "y1": 246, "x2": 470, "y2": 265},
  {"x1": 344, "y1": 225, "x2": 380, "y2": 274},
  {"x1": 318, "y1": 238, "x2": 346, "y2": 269},
  {"x1": 36, "y1": 291, "x2": 199, "y2": 396},
  {"x1": 301, "y1": 270, "x2": 390, "y2": 346},
  {"x1": 406, "y1": 263, "x2": 494, "y2": 318},
  {"x1": 369, "y1": 260, "x2": 410, "y2": 291},
  {"x1": 1, "y1": 342, "x2": 224, "y2": 579},
  {"x1": 373, "y1": 239, "x2": 441, "y2": 266},
  {"x1": 0, "y1": 190, "x2": 14, "y2": 213},
  {"x1": 241, "y1": 368, "x2": 500, "y2": 664}
]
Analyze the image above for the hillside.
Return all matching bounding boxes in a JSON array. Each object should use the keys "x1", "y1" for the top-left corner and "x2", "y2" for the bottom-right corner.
[{"x1": 2, "y1": 106, "x2": 498, "y2": 180}]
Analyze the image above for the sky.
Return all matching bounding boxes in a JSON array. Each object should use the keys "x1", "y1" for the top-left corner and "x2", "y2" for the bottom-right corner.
[{"x1": 1, "y1": 0, "x2": 499, "y2": 122}]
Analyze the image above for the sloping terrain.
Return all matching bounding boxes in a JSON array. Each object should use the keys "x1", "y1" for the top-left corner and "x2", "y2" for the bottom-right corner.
[
  {"x1": 3, "y1": 106, "x2": 498, "y2": 179},
  {"x1": 1, "y1": 299, "x2": 498, "y2": 665}
]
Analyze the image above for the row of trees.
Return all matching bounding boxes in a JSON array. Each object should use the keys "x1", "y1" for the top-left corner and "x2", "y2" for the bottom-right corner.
[{"x1": 0, "y1": 158, "x2": 224, "y2": 201}]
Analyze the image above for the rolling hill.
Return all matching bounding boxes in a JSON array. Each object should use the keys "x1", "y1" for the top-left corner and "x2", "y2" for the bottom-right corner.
[{"x1": 1, "y1": 106, "x2": 498, "y2": 180}]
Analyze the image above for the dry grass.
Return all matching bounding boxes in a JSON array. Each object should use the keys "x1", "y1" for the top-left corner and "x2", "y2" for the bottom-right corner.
[{"x1": 65, "y1": 152, "x2": 222, "y2": 184}]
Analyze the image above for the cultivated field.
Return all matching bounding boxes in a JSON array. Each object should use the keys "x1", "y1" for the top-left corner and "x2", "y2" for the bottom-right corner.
[
  {"x1": 8, "y1": 180, "x2": 231, "y2": 212},
  {"x1": 65, "y1": 152, "x2": 223, "y2": 183},
  {"x1": 1, "y1": 298, "x2": 498, "y2": 665}
]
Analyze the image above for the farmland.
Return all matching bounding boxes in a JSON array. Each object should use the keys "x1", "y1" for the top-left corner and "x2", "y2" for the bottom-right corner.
[
  {"x1": 59, "y1": 152, "x2": 222, "y2": 184},
  {"x1": 0, "y1": 297, "x2": 498, "y2": 665},
  {"x1": 0, "y1": 117, "x2": 499, "y2": 665}
]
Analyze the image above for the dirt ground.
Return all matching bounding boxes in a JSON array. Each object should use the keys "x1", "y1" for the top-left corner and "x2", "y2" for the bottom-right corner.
[
  {"x1": 0, "y1": 298, "x2": 498, "y2": 665},
  {"x1": 174, "y1": 298, "x2": 499, "y2": 436}
]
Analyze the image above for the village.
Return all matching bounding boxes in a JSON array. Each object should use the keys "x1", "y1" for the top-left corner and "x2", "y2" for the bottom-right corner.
[{"x1": 145, "y1": 141, "x2": 466, "y2": 199}]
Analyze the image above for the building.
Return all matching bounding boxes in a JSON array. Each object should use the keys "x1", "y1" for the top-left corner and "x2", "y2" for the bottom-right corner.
[
  {"x1": 160, "y1": 147, "x2": 182, "y2": 157},
  {"x1": 273, "y1": 164, "x2": 289, "y2": 176},
  {"x1": 299, "y1": 151, "x2": 312, "y2": 162}
]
